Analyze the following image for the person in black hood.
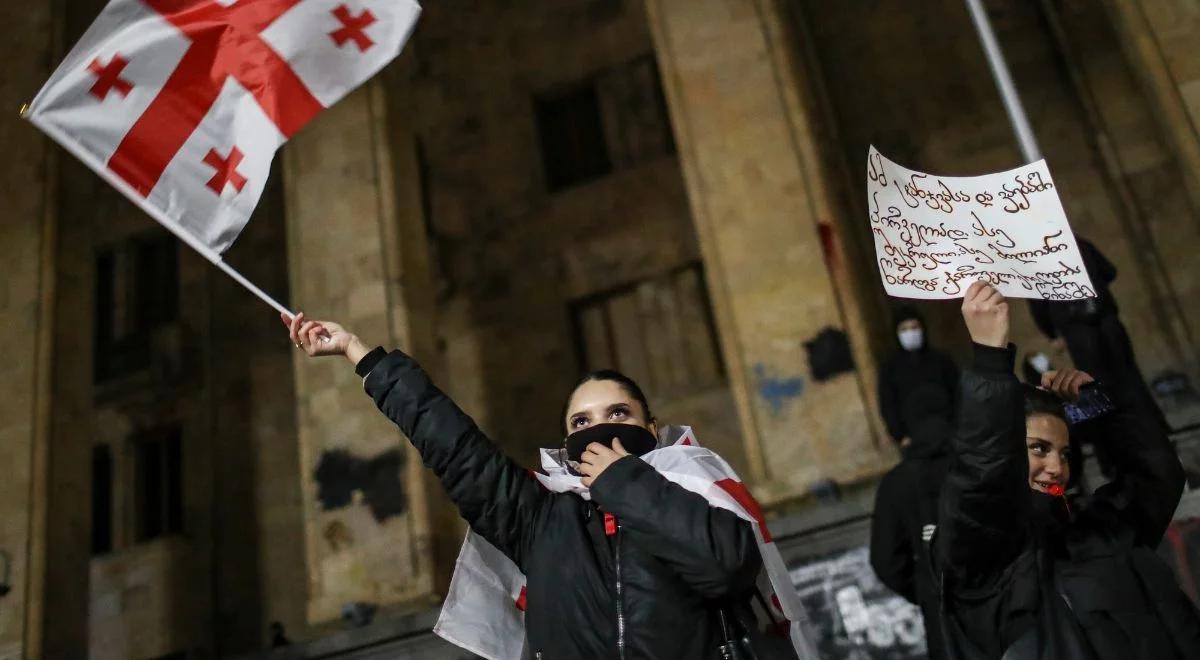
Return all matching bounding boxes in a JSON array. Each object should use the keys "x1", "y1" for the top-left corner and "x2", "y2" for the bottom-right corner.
[
  {"x1": 870, "y1": 384, "x2": 955, "y2": 660},
  {"x1": 878, "y1": 306, "x2": 960, "y2": 447},
  {"x1": 282, "y1": 312, "x2": 798, "y2": 660},
  {"x1": 933, "y1": 281, "x2": 1200, "y2": 660},
  {"x1": 1028, "y1": 236, "x2": 1166, "y2": 432}
]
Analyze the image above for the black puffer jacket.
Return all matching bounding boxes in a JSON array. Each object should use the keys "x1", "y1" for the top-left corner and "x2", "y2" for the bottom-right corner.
[
  {"x1": 870, "y1": 385, "x2": 955, "y2": 660},
  {"x1": 358, "y1": 348, "x2": 767, "y2": 659},
  {"x1": 934, "y1": 344, "x2": 1200, "y2": 659}
]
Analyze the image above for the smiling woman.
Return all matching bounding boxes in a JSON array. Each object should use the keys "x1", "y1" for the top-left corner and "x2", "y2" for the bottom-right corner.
[
  {"x1": 933, "y1": 282, "x2": 1200, "y2": 660},
  {"x1": 1022, "y1": 384, "x2": 1073, "y2": 494}
]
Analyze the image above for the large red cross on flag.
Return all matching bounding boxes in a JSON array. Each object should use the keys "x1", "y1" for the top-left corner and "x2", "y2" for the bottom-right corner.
[{"x1": 26, "y1": 0, "x2": 420, "y2": 255}]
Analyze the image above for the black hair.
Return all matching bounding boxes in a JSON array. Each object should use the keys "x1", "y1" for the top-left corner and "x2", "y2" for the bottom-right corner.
[
  {"x1": 562, "y1": 369, "x2": 654, "y2": 433},
  {"x1": 893, "y1": 305, "x2": 924, "y2": 331},
  {"x1": 1022, "y1": 384, "x2": 1067, "y2": 423}
]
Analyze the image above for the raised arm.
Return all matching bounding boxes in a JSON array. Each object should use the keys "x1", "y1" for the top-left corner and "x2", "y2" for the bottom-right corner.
[
  {"x1": 285, "y1": 313, "x2": 548, "y2": 568},
  {"x1": 936, "y1": 284, "x2": 1029, "y2": 584},
  {"x1": 1070, "y1": 379, "x2": 1184, "y2": 546}
]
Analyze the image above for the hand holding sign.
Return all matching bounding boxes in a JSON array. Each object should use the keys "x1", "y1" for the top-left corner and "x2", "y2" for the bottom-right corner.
[
  {"x1": 961, "y1": 281, "x2": 1009, "y2": 348},
  {"x1": 867, "y1": 146, "x2": 1095, "y2": 300}
]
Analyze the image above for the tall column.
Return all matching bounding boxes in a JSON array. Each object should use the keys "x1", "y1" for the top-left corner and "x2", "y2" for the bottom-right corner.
[
  {"x1": 645, "y1": 0, "x2": 891, "y2": 504},
  {"x1": 283, "y1": 80, "x2": 443, "y2": 623},
  {"x1": 0, "y1": 1, "x2": 57, "y2": 657},
  {"x1": 1105, "y1": 0, "x2": 1200, "y2": 213},
  {"x1": 1103, "y1": 0, "x2": 1200, "y2": 365}
]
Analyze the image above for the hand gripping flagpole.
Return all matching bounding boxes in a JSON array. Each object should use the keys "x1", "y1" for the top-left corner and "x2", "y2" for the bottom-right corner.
[{"x1": 963, "y1": 0, "x2": 1042, "y2": 163}]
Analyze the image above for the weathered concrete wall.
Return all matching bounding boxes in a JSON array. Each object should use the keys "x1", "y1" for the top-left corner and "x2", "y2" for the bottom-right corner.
[
  {"x1": 1107, "y1": 0, "x2": 1200, "y2": 213},
  {"x1": 284, "y1": 82, "x2": 442, "y2": 624},
  {"x1": 386, "y1": 1, "x2": 742, "y2": 472},
  {"x1": 88, "y1": 539, "x2": 192, "y2": 660},
  {"x1": 210, "y1": 175, "x2": 306, "y2": 651},
  {"x1": 45, "y1": 169, "x2": 299, "y2": 659},
  {"x1": 792, "y1": 0, "x2": 1200, "y2": 418},
  {"x1": 1048, "y1": 0, "x2": 1200, "y2": 419},
  {"x1": 646, "y1": 0, "x2": 891, "y2": 504},
  {"x1": 46, "y1": 158, "x2": 213, "y2": 657},
  {"x1": 0, "y1": 0, "x2": 55, "y2": 656}
]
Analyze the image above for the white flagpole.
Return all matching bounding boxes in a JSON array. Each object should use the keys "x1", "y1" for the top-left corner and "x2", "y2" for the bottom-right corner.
[
  {"x1": 156, "y1": 215, "x2": 296, "y2": 318},
  {"x1": 963, "y1": 0, "x2": 1042, "y2": 163}
]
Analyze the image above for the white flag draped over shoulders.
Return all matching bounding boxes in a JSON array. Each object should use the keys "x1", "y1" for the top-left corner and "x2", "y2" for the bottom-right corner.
[
  {"x1": 435, "y1": 426, "x2": 821, "y2": 660},
  {"x1": 26, "y1": 0, "x2": 420, "y2": 254}
]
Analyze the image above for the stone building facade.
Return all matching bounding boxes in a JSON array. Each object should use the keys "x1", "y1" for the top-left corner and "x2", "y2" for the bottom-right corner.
[{"x1": 1, "y1": 0, "x2": 1199, "y2": 657}]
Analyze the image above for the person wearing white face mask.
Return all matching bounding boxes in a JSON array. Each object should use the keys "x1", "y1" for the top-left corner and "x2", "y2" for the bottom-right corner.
[
  {"x1": 897, "y1": 322, "x2": 925, "y2": 352},
  {"x1": 878, "y1": 306, "x2": 961, "y2": 448}
]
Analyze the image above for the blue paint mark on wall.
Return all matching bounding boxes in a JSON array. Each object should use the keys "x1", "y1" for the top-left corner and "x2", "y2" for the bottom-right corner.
[{"x1": 755, "y1": 364, "x2": 805, "y2": 416}]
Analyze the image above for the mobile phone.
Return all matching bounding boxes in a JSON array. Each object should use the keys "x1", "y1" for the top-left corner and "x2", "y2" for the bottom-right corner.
[{"x1": 1063, "y1": 383, "x2": 1114, "y2": 425}]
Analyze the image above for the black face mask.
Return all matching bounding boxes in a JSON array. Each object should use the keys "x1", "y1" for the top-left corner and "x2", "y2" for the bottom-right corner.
[{"x1": 565, "y1": 423, "x2": 659, "y2": 464}]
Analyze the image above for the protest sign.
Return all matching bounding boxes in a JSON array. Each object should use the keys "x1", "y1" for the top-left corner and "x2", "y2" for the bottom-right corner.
[{"x1": 867, "y1": 146, "x2": 1095, "y2": 300}]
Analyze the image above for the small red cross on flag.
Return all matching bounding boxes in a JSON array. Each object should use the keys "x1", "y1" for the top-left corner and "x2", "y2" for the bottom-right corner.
[
  {"x1": 88, "y1": 54, "x2": 134, "y2": 100},
  {"x1": 25, "y1": 0, "x2": 421, "y2": 255},
  {"x1": 330, "y1": 5, "x2": 378, "y2": 52},
  {"x1": 204, "y1": 147, "x2": 249, "y2": 195}
]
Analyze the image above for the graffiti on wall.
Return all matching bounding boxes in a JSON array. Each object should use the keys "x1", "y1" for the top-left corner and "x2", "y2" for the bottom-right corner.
[
  {"x1": 313, "y1": 447, "x2": 407, "y2": 523},
  {"x1": 789, "y1": 545, "x2": 928, "y2": 660}
]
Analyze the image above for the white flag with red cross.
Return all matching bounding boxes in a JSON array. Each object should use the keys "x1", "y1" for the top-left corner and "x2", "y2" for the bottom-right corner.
[{"x1": 26, "y1": 0, "x2": 420, "y2": 255}]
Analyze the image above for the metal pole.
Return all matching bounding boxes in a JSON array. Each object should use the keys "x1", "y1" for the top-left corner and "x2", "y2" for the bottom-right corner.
[
  {"x1": 963, "y1": 0, "x2": 1042, "y2": 163},
  {"x1": 150, "y1": 210, "x2": 296, "y2": 318}
]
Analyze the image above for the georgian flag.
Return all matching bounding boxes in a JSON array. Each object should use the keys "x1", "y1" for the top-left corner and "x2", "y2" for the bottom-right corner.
[
  {"x1": 434, "y1": 426, "x2": 821, "y2": 660},
  {"x1": 25, "y1": 0, "x2": 420, "y2": 254}
]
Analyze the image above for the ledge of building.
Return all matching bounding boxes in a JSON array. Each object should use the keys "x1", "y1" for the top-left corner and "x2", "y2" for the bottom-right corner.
[{"x1": 231, "y1": 608, "x2": 461, "y2": 660}]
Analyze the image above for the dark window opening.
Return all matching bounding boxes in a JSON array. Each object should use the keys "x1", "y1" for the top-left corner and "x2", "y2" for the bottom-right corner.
[
  {"x1": 535, "y1": 54, "x2": 676, "y2": 193},
  {"x1": 535, "y1": 82, "x2": 613, "y2": 191},
  {"x1": 94, "y1": 233, "x2": 179, "y2": 383},
  {"x1": 134, "y1": 425, "x2": 183, "y2": 542},
  {"x1": 570, "y1": 264, "x2": 725, "y2": 396},
  {"x1": 91, "y1": 445, "x2": 113, "y2": 555},
  {"x1": 596, "y1": 54, "x2": 676, "y2": 166}
]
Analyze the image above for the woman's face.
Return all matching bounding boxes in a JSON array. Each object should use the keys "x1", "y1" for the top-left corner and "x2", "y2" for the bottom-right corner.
[
  {"x1": 565, "y1": 379, "x2": 656, "y2": 437},
  {"x1": 1026, "y1": 412, "x2": 1070, "y2": 493}
]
